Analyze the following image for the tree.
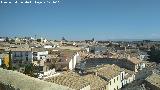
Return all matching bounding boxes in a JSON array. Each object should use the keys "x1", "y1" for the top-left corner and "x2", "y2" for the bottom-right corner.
[
  {"x1": 8, "y1": 51, "x2": 13, "y2": 70},
  {"x1": 37, "y1": 39, "x2": 41, "y2": 42},
  {"x1": 9, "y1": 39, "x2": 15, "y2": 43},
  {"x1": 136, "y1": 43, "x2": 140, "y2": 48},
  {"x1": 1, "y1": 60, "x2": 7, "y2": 69},
  {"x1": 5, "y1": 37, "x2": 9, "y2": 42},
  {"x1": 92, "y1": 38, "x2": 94, "y2": 42},
  {"x1": 62, "y1": 37, "x2": 66, "y2": 41},
  {"x1": 147, "y1": 46, "x2": 160, "y2": 63},
  {"x1": 24, "y1": 63, "x2": 35, "y2": 77}
]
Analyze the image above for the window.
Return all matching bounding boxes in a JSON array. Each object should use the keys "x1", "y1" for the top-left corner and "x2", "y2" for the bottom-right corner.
[
  {"x1": 26, "y1": 57, "x2": 28, "y2": 61},
  {"x1": 25, "y1": 52, "x2": 28, "y2": 56},
  {"x1": 110, "y1": 81, "x2": 111, "y2": 85},
  {"x1": 114, "y1": 79, "x2": 115, "y2": 83},
  {"x1": 33, "y1": 52, "x2": 37, "y2": 56},
  {"x1": 20, "y1": 52, "x2": 22, "y2": 57},
  {"x1": 117, "y1": 77, "x2": 118, "y2": 81},
  {"x1": 117, "y1": 86, "x2": 118, "y2": 90},
  {"x1": 46, "y1": 59, "x2": 50, "y2": 62},
  {"x1": 40, "y1": 57, "x2": 42, "y2": 59},
  {"x1": 122, "y1": 73, "x2": 124, "y2": 80}
]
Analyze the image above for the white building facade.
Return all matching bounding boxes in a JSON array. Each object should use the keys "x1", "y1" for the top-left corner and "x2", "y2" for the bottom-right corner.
[
  {"x1": 69, "y1": 52, "x2": 81, "y2": 70},
  {"x1": 11, "y1": 49, "x2": 48, "y2": 68},
  {"x1": 33, "y1": 51, "x2": 48, "y2": 61},
  {"x1": 108, "y1": 71, "x2": 125, "y2": 90}
]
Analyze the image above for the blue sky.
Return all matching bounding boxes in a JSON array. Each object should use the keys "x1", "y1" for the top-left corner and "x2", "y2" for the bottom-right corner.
[{"x1": 0, "y1": 0, "x2": 160, "y2": 40}]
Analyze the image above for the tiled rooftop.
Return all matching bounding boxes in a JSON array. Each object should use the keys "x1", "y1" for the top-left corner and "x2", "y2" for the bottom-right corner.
[
  {"x1": 10, "y1": 48, "x2": 31, "y2": 51},
  {"x1": 128, "y1": 57, "x2": 141, "y2": 64},
  {"x1": 31, "y1": 48, "x2": 47, "y2": 52},
  {"x1": 123, "y1": 68, "x2": 135, "y2": 79},
  {"x1": 87, "y1": 64, "x2": 123, "y2": 80},
  {"x1": 45, "y1": 71, "x2": 90, "y2": 89},
  {"x1": 59, "y1": 50, "x2": 77, "y2": 62},
  {"x1": 146, "y1": 73, "x2": 160, "y2": 88},
  {"x1": 83, "y1": 74, "x2": 107, "y2": 90}
]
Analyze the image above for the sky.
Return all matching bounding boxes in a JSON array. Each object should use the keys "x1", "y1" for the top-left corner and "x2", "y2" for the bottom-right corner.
[{"x1": 0, "y1": 0, "x2": 160, "y2": 40}]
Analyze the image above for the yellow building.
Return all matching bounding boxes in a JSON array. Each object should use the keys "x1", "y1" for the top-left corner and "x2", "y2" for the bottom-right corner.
[{"x1": 1, "y1": 54, "x2": 10, "y2": 68}]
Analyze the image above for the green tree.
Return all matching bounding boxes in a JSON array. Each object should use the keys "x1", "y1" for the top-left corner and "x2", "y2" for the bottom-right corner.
[
  {"x1": 37, "y1": 39, "x2": 41, "y2": 42},
  {"x1": 24, "y1": 63, "x2": 35, "y2": 77},
  {"x1": 148, "y1": 46, "x2": 160, "y2": 63},
  {"x1": 9, "y1": 39, "x2": 15, "y2": 43},
  {"x1": 1, "y1": 60, "x2": 7, "y2": 69},
  {"x1": 92, "y1": 38, "x2": 94, "y2": 42},
  {"x1": 5, "y1": 37, "x2": 9, "y2": 42},
  {"x1": 8, "y1": 51, "x2": 13, "y2": 70}
]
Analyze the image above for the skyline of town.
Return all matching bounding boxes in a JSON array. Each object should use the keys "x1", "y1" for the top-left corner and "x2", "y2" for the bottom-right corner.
[
  {"x1": 0, "y1": 35, "x2": 160, "y2": 90},
  {"x1": 1, "y1": 35, "x2": 160, "y2": 41}
]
